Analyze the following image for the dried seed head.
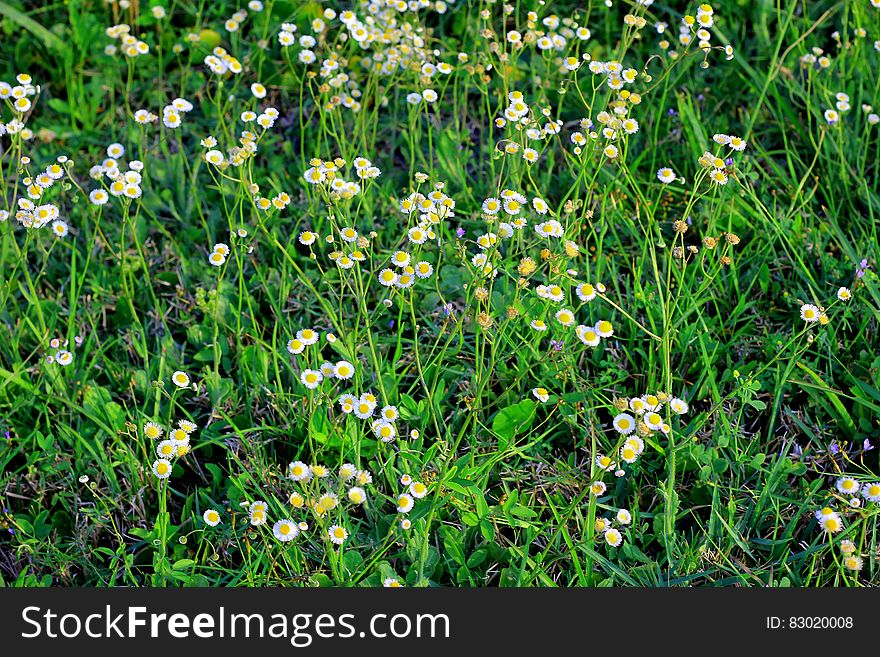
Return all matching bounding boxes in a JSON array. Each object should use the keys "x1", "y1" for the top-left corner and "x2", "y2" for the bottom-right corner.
[{"x1": 518, "y1": 257, "x2": 537, "y2": 276}]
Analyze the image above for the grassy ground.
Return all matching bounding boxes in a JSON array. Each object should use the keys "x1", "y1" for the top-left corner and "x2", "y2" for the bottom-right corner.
[{"x1": 0, "y1": 0, "x2": 878, "y2": 587}]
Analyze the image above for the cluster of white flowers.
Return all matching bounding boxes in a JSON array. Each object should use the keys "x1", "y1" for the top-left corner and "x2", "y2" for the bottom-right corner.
[
  {"x1": 0, "y1": 73, "x2": 40, "y2": 139},
  {"x1": 303, "y1": 156, "x2": 379, "y2": 200},
  {"x1": 45, "y1": 335, "x2": 82, "y2": 366},
  {"x1": 86, "y1": 142, "x2": 145, "y2": 204},
  {"x1": 148, "y1": 418, "x2": 199, "y2": 480},
  {"x1": 104, "y1": 24, "x2": 150, "y2": 58},
  {"x1": 208, "y1": 242, "x2": 230, "y2": 267},
  {"x1": 161, "y1": 97, "x2": 193, "y2": 129},
  {"x1": 13, "y1": 152, "x2": 69, "y2": 233},
  {"x1": 279, "y1": 3, "x2": 455, "y2": 114},
  {"x1": 204, "y1": 46, "x2": 243, "y2": 75}
]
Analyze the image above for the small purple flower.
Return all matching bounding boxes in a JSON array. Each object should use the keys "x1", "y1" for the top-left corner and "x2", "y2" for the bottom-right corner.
[
  {"x1": 725, "y1": 157, "x2": 734, "y2": 166},
  {"x1": 791, "y1": 442, "x2": 803, "y2": 458},
  {"x1": 455, "y1": 227, "x2": 465, "y2": 238},
  {"x1": 550, "y1": 340, "x2": 564, "y2": 352},
  {"x1": 697, "y1": 93, "x2": 705, "y2": 101},
  {"x1": 864, "y1": 439, "x2": 875, "y2": 452},
  {"x1": 442, "y1": 303, "x2": 454, "y2": 316},
  {"x1": 829, "y1": 441, "x2": 840, "y2": 455},
  {"x1": 387, "y1": 320, "x2": 395, "y2": 329},
  {"x1": 668, "y1": 108, "x2": 677, "y2": 116}
]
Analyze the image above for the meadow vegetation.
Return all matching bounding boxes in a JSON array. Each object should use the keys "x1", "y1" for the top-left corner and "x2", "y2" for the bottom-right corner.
[{"x1": 0, "y1": 0, "x2": 879, "y2": 587}]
